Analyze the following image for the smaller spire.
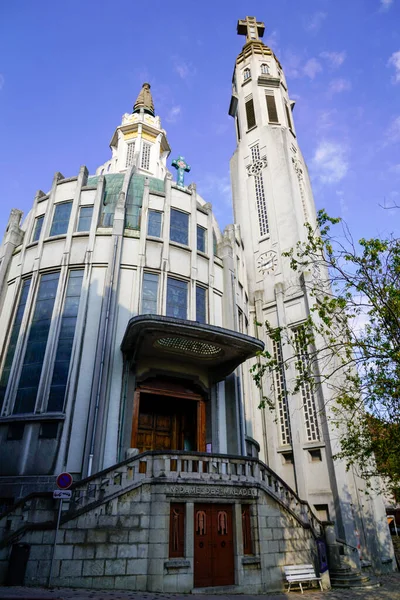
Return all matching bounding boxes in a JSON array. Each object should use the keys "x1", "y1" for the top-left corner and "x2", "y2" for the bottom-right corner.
[{"x1": 133, "y1": 83, "x2": 155, "y2": 116}]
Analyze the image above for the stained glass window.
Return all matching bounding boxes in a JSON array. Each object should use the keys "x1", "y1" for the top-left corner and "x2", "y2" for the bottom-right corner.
[
  {"x1": 13, "y1": 272, "x2": 60, "y2": 414},
  {"x1": 50, "y1": 202, "x2": 72, "y2": 236},
  {"x1": 196, "y1": 286, "x2": 206, "y2": 324},
  {"x1": 32, "y1": 216, "x2": 44, "y2": 243},
  {"x1": 0, "y1": 278, "x2": 31, "y2": 413},
  {"x1": 76, "y1": 206, "x2": 93, "y2": 232},
  {"x1": 166, "y1": 278, "x2": 188, "y2": 319},
  {"x1": 170, "y1": 209, "x2": 189, "y2": 245},
  {"x1": 272, "y1": 337, "x2": 291, "y2": 446},
  {"x1": 293, "y1": 327, "x2": 320, "y2": 442},
  {"x1": 142, "y1": 273, "x2": 159, "y2": 314},
  {"x1": 47, "y1": 270, "x2": 84, "y2": 412},
  {"x1": 197, "y1": 225, "x2": 206, "y2": 253},
  {"x1": 147, "y1": 210, "x2": 162, "y2": 237}
]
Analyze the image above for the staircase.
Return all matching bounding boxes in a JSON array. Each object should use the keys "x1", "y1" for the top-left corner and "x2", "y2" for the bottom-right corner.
[{"x1": 0, "y1": 450, "x2": 324, "y2": 549}]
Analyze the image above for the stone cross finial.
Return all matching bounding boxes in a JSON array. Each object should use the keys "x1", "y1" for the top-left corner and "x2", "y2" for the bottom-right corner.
[
  {"x1": 172, "y1": 156, "x2": 191, "y2": 187},
  {"x1": 237, "y1": 16, "x2": 265, "y2": 43}
]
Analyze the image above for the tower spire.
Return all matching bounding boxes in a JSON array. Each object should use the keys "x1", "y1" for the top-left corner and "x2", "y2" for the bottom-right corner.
[{"x1": 133, "y1": 82, "x2": 155, "y2": 117}]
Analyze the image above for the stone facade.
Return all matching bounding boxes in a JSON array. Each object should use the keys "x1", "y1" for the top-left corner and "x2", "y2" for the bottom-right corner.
[{"x1": 0, "y1": 14, "x2": 396, "y2": 593}]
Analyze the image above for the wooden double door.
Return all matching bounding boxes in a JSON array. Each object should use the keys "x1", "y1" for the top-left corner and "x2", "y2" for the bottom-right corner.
[
  {"x1": 194, "y1": 504, "x2": 234, "y2": 588},
  {"x1": 131, "y1": 381, "x2": 206, "y2": 453}
]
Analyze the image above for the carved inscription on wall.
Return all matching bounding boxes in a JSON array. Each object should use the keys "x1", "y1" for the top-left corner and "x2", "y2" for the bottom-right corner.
[{"x1": 166, "y1": 485, "x2": 258, "y2": 498}]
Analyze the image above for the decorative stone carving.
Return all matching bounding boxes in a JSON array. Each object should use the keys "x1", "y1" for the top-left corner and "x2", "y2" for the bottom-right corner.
[
  {"x1": 291, "y1": 155, "x2": 308, "y2": 221},
  {"x1": 246, "y1": 156, "x2": 268, "y2": 176}
]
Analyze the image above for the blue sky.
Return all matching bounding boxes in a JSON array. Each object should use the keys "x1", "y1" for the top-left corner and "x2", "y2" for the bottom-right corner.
[{"x1": 1, "y1": 0, "x2": 399, "y2": 244}]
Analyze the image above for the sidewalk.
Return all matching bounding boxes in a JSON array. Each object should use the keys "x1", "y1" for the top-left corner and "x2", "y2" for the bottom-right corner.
[{"x1": 0, "y1": 574, "x2": 400, "y2": 600}]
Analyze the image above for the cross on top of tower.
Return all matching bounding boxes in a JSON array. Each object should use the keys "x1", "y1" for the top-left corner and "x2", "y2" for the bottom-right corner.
[{"x1": 237, "y1": 16, "x2": 265, "y2": 43}]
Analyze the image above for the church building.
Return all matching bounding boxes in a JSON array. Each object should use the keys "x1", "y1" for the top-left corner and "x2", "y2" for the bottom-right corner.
[{"x1": 0, "y1": 17, "x2": 395, "y2": 593}]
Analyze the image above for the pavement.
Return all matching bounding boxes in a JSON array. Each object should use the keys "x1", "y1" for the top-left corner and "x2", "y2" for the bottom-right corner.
[{"x1": 0, "y1": 574, "x2": 400, "y2": 600}]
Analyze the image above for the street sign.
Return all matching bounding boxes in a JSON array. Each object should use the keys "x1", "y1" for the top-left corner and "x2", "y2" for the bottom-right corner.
[
  {"x1": 56, "y1": 472, "x2": 73, "y2": 490},
  {"x1": 53, "y1": 489, "x2": 72, "y2": 500}
]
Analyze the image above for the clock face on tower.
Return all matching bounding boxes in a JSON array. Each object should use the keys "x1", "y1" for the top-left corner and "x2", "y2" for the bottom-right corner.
[{"x1": 257, "y1": 251, "x2": 278, "y2": 274}]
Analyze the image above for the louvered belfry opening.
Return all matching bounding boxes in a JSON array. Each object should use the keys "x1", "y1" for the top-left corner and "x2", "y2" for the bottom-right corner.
[
  {"x1": 266, "y1": 93, "x2": 279, "y2": 124},
  {"x1": 245, "y1": 97, "x2": 256, "y2": 129}
]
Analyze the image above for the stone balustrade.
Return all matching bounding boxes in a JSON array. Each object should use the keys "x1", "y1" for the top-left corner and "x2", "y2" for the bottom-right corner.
[
  {"x1": 66, "y1": 451, "x2": 323, "y2": 537},
  {"x1": 0, "y1": 451, "x2": 323, "y2": 547}
]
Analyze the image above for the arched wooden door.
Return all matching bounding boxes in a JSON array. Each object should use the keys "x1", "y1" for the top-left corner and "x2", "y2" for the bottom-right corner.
[{"x1": 131, "y1": 380, "x2": 206, "y2": 453}]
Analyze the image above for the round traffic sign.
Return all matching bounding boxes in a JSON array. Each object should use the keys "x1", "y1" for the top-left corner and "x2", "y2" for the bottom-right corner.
[{"x1": 56, "y1": 472, "x2": 73, "y2": 490}]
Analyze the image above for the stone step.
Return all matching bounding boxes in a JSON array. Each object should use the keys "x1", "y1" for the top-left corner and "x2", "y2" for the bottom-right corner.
[{"x1": 192, "y1": 585, "x2": 239, "y2": 594}]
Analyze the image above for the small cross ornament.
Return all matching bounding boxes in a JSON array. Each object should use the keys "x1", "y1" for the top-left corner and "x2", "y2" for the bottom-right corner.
[{"x1": 172, "y1": 156, "x2": 191, "y2": 187}]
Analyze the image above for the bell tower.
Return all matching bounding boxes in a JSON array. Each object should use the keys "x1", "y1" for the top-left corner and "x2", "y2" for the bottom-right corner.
[
  {"x1": 229, "y1": 17, "x2": 333, "y2": 505},
  {"x1": 229, "y1": 17, "x2": 317, "y2": 301}
]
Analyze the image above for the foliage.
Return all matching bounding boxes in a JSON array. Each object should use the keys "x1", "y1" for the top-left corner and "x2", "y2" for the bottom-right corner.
[{"x1": 252, "y1": 209, "x2": 400, "y2": 496}]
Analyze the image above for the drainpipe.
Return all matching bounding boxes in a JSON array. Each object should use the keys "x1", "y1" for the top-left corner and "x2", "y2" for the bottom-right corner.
[{"x1": 87, "y1": 235, "x2": 118, "y2": 476}]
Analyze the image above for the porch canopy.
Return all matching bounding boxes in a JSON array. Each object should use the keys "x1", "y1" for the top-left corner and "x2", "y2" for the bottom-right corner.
[{"x1": 120, "y1": 315, "x2": 264, "y2": 382}]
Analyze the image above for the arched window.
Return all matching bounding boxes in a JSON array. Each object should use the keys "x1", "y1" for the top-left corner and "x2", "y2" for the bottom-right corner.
[
  {"x1": 243, "y1": 68, "x2": 251, "y2": 81},
  {"x1": 261, "y1": 63, "x2": 270, "y2": 75}
]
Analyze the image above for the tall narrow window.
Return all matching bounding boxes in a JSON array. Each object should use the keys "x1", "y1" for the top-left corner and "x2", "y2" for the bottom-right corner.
[
  {"x1": 0, "y1": 279, "x2": 31, "y2": 412},
  {"x1": 142, "y1": 273, "x2": 159, "y2": 314},
  {"x1": 196, "y1": 286, "x2": 207, "y2": 324},
  {"x1": 170, "y1": 209, "x2": 189, "y2": 245},
  {"x1": 147, "y1": 210, "x2": 162, "y2": 237},
  {"x1": 213, "y1": 232, "x2": 218, "y2": 256},
  {"x1": 285, "y1": 102, "x2": 293, "y2": 130},
  {"x1": 126, "y1": 142, "x2": 135, "y2": 167},
  {"x1": 32, "y1": 216, "x2": 44, "y2": 243},
  {"x1": 236, "y1": 116, "x2": 241, "y2": 141},
  {"x1": 261, "y1": 63, "x2": 270, "y2": 75},
  {"x1": 197, "y1": 225, "x2": 206, "y2": 253},
  {"x1": 141, "y1": 142, "x2": 151, "y2": 171},
  {"x1": 245, "y1": 97, "x2": 256, "y2": 130},
  {"x1": 169, "y1": 503, "x2": 185, "y2": 558},
  {"x1": 266, "y1": 92, "x2": 279, "y2": 124},
  {"x1": 272, "y1": 338, "x2": 291, "y2": 446},
  {"x1": 13, "y1": 272, "x2": 60, "y2": 414},
  {"x1": 47, "y1": 270, "x2": 84, "y2": 412},
  {"x1": 50, "y1": 202, "x2": 72, "y2": 236},
  {"x1": 76, "y1": 206, "x2": 93, "y2": 232},
  {"x1": 250, "y1": 144, "x2": 269, "y2": 237},
  {"x1": 293, "y1": 327, "x2": 320, "y2": 442},
  {"x1": 166, "y1": 278, "x2": 188, "y2": 319},
  {"x1": 243, "y1": 68, "x2": 251, "y2": 81}
]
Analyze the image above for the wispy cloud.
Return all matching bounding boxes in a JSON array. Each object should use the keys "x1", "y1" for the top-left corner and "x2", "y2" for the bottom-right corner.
[
  {"x1": 284, "y1": 53, "x2": 323, "y2": 80},
  {"x1": 388, "y1": 50, "x2": 400, "y2": 84},
  {"x1": 173, "y1": 58, "x2": 195, "y2": 80},
  {"x1": 312, "y1": 141, "x2": 349, "y2": 184},
  {"x1": 303, "y1": 58, "x2": 323, "y2": 79},
  {"x1": 198, "y1": 174, "x2": 233, "y2": 228},
  {"x1": 317, "y1": 109, "x2": 338, "y2": 132},
  {"x1": 320, "y1": 51, "x2": 346, "y2": 68},
  {"x1": 386, "y1": 116, "x2": 400, "y2": 143},
  {"x1": 305, "y1": 11, "x2": 327, "y2": 33},
  {"x1": 336, "y1": 190, "x2": 348, "y2": 215},
  {"x1": 329, "y1": 78, "x2": 352, "y2": 94},
  {"x1": 266, "y1": 30, "x2": 280, "y2": 54},
  {"x1": 165, "y1": 105, "x2": 181, "y2": 123},
  {"x1": 380, "y1": 0, "x2": 393, "y2": 11},
  {"x1": 0, "y1": 74, "x2": 4, "y2": 90}
]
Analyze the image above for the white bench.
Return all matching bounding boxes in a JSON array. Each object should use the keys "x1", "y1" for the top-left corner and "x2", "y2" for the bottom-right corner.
[{"x1": 284, "y1": 564, "x2": 323, "y2": 594}]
